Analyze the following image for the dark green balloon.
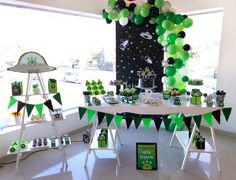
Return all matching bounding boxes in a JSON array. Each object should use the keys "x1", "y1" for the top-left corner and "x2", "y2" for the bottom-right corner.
[
  {"x1": 179, "y1": 51, "x2": 190, "y2": 61},
  {"x1": 166, "y1": 11, "x2": 175, "y2": 21},
  {"x1": 165, "y1": 76, "x2": 176, "y2": 86},
  {"x1": 182, "y1": 76, "x2": 189, "y2": 82},
  {"x1": 167, "y1": 33, "x2": 177, "y2": 44},
  {"x1": 173, "y1": 58, "x2": 183, "y2": 69},
  {"x1": 134, "y1": 15, "x2": 143, "y2": 25},
  {"x1": 155, "y1": 26, "x2": 166, "y2": 35},
  {"x1": 174, "y1": 14, "x2": 183, "y2": 24},
  {"x1": 156, "y1": 14, "x2": 166, "y2": 25},
  {"x1": 165, "y1": 66, "x2": 177, "y2": 76},
  {"x1": 102, "y1": 11, "x2": 108, "y2": 19}
]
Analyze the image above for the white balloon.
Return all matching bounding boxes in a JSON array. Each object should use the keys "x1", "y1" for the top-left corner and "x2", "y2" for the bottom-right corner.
[
  {"x1": 161, "y1": 1, "x2": 172, "y2": 13},
  {"x1": 119, "y1": 17, "x2": 129, "y2": 26},
  {"x1": 128, "y1": 12, "x2": 135, "y2": 21},
  {"x1": 161, "y1": 76, "x2": 167, "y2": 83},
  {"x1": 162, "y1": 60, "x2": 169, "y2": 67}
]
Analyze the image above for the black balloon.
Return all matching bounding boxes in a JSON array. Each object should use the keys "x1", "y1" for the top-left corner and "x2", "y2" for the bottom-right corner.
[
  {"x1": 129, "y1": 3, "x2": 136, "y2": 11},
  {"x1": 178, "y1": 31, "x2": 186, "y2": 38},
  {"x1": 102, "y1": 9, "x2": 106, "y2": 13},
  {"x1": 183, "y1": 44, "x2": 191, "y2": 51},
  {"x1": 148, "y1": 0, "x2": 155, "y2": 5},
  {"x1": 183, "y1": 15, "x2": 188, "y2": 19},
  {"x1": 116, "y1": 0, "x2": 126, "y2": 10},
  {"x1": 149, "y1": 7, "x2": 159, "y2": 17},
  {"x1": 167, "y1": 57, "x2": 175, "y2": 64},
  {"x1": 106, "y1": 18, "x2": 112, "y2": 24}
]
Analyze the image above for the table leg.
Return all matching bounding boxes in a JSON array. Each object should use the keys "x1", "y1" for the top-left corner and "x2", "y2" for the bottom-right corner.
[
  {"x1": 210, "y1": 127, "x2": 221, "y2": 172},
  {"x1": 169, "y1": 125, "x2": 177, "y2": 147},
  {"x1": 109, "y1": 128, "x2": 121, "y2": 167}
]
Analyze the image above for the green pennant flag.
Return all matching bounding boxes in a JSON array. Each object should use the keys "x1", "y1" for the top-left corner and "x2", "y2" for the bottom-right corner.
[
  {"x1": 222, "y1": 107, "x2": 232, "y2": 121},
  {"x1": 175, "y1": 117, "x2": 183, "y2": 130},
  {"x1": 134, "y1": 117, "x2": 142, "y2": 129},
  {"x1": 87, "y1": 109, "x2": 96, "y2": 123},
  {"x1": 79, "y1": 107, "x2": 87, "y2": 120},
  {"x1": 114, "y1": 115, "x2": 123, "y2": 128},
  {"x1": 106, "y1": 113, "x2": 114, "y2": 127},
  {"x1": 26, "y1": 104, "x2": 34, "y2": 117},
  {"x1": 203, "y1": 112, "x2": 213, "y2": 127},
  {"x1": 8, "y1": 96, "x2": 17, "y2": 109},
  {"x1": 35, "y1": 104, "x2": 43, "y2": 117},
  {"x1": 163, "y1": 118, "x2": 172, "y2": 130},
  {"x1": 53, "y1": 93, "x2": 62, "y2": 105},
  {"x1": 193, "y1": 115, "x2": 202, "y2": 129},
  {"x1": 143, "y1": 118, "x2": 152, "y2": 132}
]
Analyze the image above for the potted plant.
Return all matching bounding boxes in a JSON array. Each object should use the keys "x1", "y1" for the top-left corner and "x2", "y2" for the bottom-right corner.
[{"x1": 119, "y1": 88, "x2": 139, "y2": 104}]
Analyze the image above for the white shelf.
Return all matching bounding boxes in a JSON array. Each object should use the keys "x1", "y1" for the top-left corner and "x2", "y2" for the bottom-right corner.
[
  {"x1": 175, "y1": 131, "x2": 215, "y2": 153},
  {"x1": 7, "y1": 137, "x2": 71, "y2": 155},
  {"x1": 90, "y1": 129, "x2": 117, "y2": 150}
]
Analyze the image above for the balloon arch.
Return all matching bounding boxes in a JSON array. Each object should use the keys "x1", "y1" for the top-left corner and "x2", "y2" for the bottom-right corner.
[{"x1": 102, "y1": 0, "x2": 193, "y2": 92}]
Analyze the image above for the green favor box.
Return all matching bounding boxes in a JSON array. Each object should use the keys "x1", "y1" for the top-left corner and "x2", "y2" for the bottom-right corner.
[
  {"x1": 11, "y1": 81, "x2": 23, "y2": 96},
  {"x1": 48, "y1": 79, "x2": 57, "y2": 93}
]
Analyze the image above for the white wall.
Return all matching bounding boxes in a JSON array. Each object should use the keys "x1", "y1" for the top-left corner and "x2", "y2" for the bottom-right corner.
[{"x1": 11, "y1": 0, "x2": 236, "y2": 134}]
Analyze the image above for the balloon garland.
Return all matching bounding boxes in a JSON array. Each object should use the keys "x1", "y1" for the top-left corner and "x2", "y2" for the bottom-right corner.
[{"x1": 102, "y1": 0, "x2": 193, "y2": 91}]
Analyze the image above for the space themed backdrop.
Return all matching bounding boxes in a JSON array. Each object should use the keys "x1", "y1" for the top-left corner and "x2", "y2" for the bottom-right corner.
[{"x1": 116, "y1": 20, "x2": 164, "y2": 91}]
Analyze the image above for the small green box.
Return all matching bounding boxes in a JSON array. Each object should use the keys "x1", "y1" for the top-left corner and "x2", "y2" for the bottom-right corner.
[{"x1": 48, "y1": 79, "x2": 57, "y2": 93}]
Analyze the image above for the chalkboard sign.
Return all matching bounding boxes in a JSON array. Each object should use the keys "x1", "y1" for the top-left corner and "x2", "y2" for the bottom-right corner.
[{"x1": 136, "y1": 142, "x2": 157, "y2": 170}]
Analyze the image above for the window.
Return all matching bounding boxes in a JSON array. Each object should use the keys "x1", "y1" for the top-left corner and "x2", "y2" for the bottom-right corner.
[
  {"x1": 0, "y1": 4, "x2": 115, "y2": 130},
  {"x1": 185, "y1": 10, "x2": 223, "y2": 93}
]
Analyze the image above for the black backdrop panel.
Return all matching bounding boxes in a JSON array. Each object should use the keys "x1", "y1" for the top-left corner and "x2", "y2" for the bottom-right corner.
[{"x1": 116, "y1": 20, "x2": 164, "y2": 92}]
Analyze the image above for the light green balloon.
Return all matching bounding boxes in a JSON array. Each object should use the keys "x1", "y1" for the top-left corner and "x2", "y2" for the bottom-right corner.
[
  {"x1": 182, "y1": 18, "x2": 193, "y2": 28},
  {"x1": 149, "y1": 18, "x2": 157, "y2": 24},
  {"x1": 108, "y1": 12, "x2": 116, "y2": 20},
  {"x1": 175, "y1": 81, "x2": 186, "y2": 90},
  {"x1": 108, "y1": 0, "x2": 116, "y2": 9},
  {"x1": 179, "y1": 51, "x2": 190, "y2": 61},
  {"x1": 174, "y1": 25, "x2": 184, "y2": 33},
  {"x1": 120, "y1": 8, "x2": 130, "y2": 18},
  {"x1": 140, "y1": 6, "x2": 150, "y2": 17},
  {"x1": 175, "y1": 37, "x2": 184, "y2": 47},
  {"x1": 165, "y1": 76, "x2": 176, "y2": 86},
  {"x1": 167, "y1": 44, "x2": 177, "y2": 55},
  {"x1": 155, "y1": 26, "x2": 166, "y2": 36},
  {"x1": 162, "y1": 40, "x2": 168, "y2": 47},
  {"x1": 155, "y1": 0, "x2": 164, "y2": 8},
  {"x1": 157, "y1": 35, "x2": 164, "y2": 44},
  {"x1": 134, "y1": 6, "x2": 142, "y2": 15}
]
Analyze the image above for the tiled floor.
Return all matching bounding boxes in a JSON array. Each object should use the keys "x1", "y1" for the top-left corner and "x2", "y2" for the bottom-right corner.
[{"x1": 1, "y1": 125, "x2": 236, "y2": 180}]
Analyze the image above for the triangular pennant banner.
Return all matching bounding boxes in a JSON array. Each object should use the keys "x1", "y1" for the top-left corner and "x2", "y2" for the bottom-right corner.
[
  {"x1": 134, "y1": 116, "x2": 142, "y2": 129},
  {"x1": 125, "y1": 115, "x2": 133, "y2": 129},
  {"x1": 143, "y1": 118, "x2": 152, "y2": 132},
  {"x1": 114, "y1": 115, "x2": 123, "y2": 128},
  {"x1": 97, "y1": 112, "x2": 105, "y2": 125},
  {"x1": 175, "y1": 117, "x2": 183, "y2": 130},
  {"x1": 212, "y1": 110, "x2": 221, "y2": 124},
  {"x1": 222, "y1": 107, "x2": 232, "y2": 122},
  {"x1": 8, "y1": 96, "x2": 17, "y2": 109},
  {"x1": 153, "y1": 116, "x2": 162, "y2": 131},
  {"x1": 193, "y1": 115, "x2": 202, "y2": 129},
  {"x1": 203, "y1": 112, "x2": 212, "y2": 127},
  {"x1": 44, "y1": 100, "x2": 54, "y2": 112},
  {"x1": 87, "y1": 109, "x2": 96, "y2": 123},
  {"x1": 26, "y1": 104, "x2": 34, "y2": 117},
  {"x1": 163, "y1": 118, "x2": 172, "y2": 130},
  {"x1": 105, "y1": 113, "x2": 114, "y2": 127},
  {"x1": 17, "y1": 101, "x2": 25, "y2": 114},
  {"x1": 183, "y1": 116, "x2": 192, "y2": 130},
  {"x1": 79, "y1": 107, "x2": 87, "y2": 120},
  {"x1": 35, "y1": 104, "x2": 43, "y2": 117},
  {"x1": 53, "y1": 93, "x2": 62, "y2": 105}
]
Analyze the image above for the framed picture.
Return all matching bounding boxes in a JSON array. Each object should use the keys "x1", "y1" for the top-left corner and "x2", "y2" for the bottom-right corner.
[{"x1": 136, "y1": 142, "x2": 157, "y2": 170}]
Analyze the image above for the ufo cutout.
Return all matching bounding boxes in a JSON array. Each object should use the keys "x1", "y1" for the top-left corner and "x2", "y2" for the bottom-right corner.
[
  {"x1": 140, "y1": 32, "x2": 153, "y2": 40},
  {"x1": 7, "y1": 52, "x2": 56, "y2": 73}
]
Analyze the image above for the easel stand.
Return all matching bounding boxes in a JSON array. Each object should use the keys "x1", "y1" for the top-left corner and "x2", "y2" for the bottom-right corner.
[
  {"x1": 169, "y1": 123, "x2": 221, "y2": 172},
  {"x1": 84, "y1": 115, "x2": 122, "y2": 168},
  {"x1": 15, "y1": 73, "x2": 68, "y2": 174}
]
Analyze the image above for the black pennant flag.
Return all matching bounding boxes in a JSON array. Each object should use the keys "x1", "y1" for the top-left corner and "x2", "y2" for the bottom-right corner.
[
  {"x1": 183, "y1": 116, "x2": 192, "y2": 130},
  {"x1": 44, "y1": 100, "x2": 54, "y2": 112},
  {"x1": 17, "y1": 101, "x2": 26, "y2": 114},
  {"x1": 134, "y1": 116, "x2": 142, "y2": 129},
  {"x1": 212, "y1": 109, "x2": 221, "y2": 124},
  {"x1": 125, "y1": 114, "x2": 133, "y2": 129},
  {"x1": 97, "y1": 112, "x2": 105, "y2": 125},
  {"x1": 153, "y1": 115, "x2": 163, "y2": 131},
  {"x1": 193, "y1": 115, "x2": 202, "y2": 129},
  {"x1": 222, "y1": 107, "x2": 232, "y2": 122},
  {"x1": 163, "y1": 118, "x2": 172, "y2": 130}
]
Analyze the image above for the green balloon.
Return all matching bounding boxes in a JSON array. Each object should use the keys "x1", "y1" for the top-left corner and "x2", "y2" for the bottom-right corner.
[
  {"x1": 166, "y1": 12, "x2": 175, "y2": 21},
  {"x1": 175, "y1": 81, "x2": 186, "y2": 90},
  {"x1": 149, "y1": 18, "x2": 157, "y2": 24},
  {"x1": 167, "y1": 44, "x2": 177, "y2": 55},
  {"x1": 165, "y1": 66, "x2": 177, "y2": 76},
  {"x1": 182, "y1": 76, "x2": 189, "y2": 82},
  {"x1": 179, "y1": 51, "x2": 190, "y2": 61},
  {"x1": 175, "y1": 37, "x2": 184, "y2": 47},
  {"x1": 155, "y1": 26, "x2": 166, "y2": 36},
  {"x1": 162, "y1": 20, "x2": 174, "y2": 30},
  {"x1": 155, "y1": 0, "x2": 164, "y2": 8},
  {"x1": 165, "y1": 76, "x2": 176, "y2": 86},
  {"x1": 167, "y1": 33, "x2": 177, "y2": 44},
  {"x1": 108, "y1": 0, "x2": 116, "y2": 9},
  {"x1": 140, "y1": 8, "x2": 150, "y2": 17},
  {"x1": 108, "y1": 12, "x2": 116, "y2": 20},
  {"x1": 182, "y1": 18, "x2": 193, "y2": 28},
  {"x1": 173, "y1": 58, "x2": 183, "y2": 69},
  {"x1": 180, "y1": 89, "x2": 187, "y2": 93},
  {"x1": 162, "y1": 40, "x2": 168, "y2": 47},
  {"x1": 174, "y1": 14, "x2": 183, "y2": 24},
  {"x1": 102, "y1": 11, "x2": 108, "y2": 19},
  {"x1": 157, "y1": 35, "x2": 164, "y2": 44},
  {"x1": 156, "y1": 14, "x2": 166, "y2": 25},
  {"x1": 134, "y1": 15, "x2": 143, "y2": 25},
  {"x1": 121, "y1": 8, "x2": 130, "y2": 18},
  {"x1": 134, "y1": 6, "x2": 142, "y2": 15}
]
